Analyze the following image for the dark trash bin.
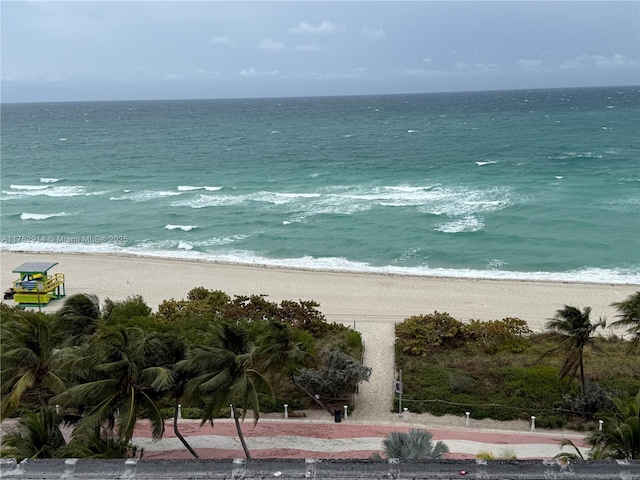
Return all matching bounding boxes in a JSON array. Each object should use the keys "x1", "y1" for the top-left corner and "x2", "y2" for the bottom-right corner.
[{"x1": 334, "y1": 409, "x2": 342, "y2": 423}]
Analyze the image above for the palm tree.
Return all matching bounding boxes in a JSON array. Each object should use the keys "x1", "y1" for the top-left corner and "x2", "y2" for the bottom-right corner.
[
  {"x1": 543, "y1": 305, "x2": 605, "y2": 393},
  {"x1": 554, "y1": 438, "x2": 609, "y2": 461},
  {"x1": 56, "y1": 429, "x2": 143, "y2": 459},
  {"x1": 54, "y1": 293, "x2": 101, "y2": 347},
  {"x1": 254, "y1": 320, "x2": 312, "y2": 378},
  {"x1": 0, "y1": 408, "x2": 65, "y2": 460},
  {"x1": 585, "y1": 392, "x2": 640, "y2": 460},
  {"x1": 1, "y1": 312, "x2": 66, "y2": 419},
  {"x1": 611, "y1": 292, "x2": 640, "y2": 352},
  {"x1": 381, "y1": 429, "x2": 449, "y2": 459},
  {"x1": 52, "y1": 326, "x2": 174, "y2": 445},
  {"x1": 185, "y1": 322, "x2": 273, "y2": 459},
  {"x1": 555, "y1": 392, "x2": 640, "y2": 461},
  {"x1": 476, "y1": 448, "x2": 518, "y2": 460},
  {"x1": 167, "y1": 367, "x2": 200, "y2": 459}
]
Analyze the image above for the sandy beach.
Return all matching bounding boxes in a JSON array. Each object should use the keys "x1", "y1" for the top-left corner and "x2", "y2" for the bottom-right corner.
[
  {"x1": 2, "y1": 251, "x2": 635, "y2": 325},
  {"x1": 1, "y1": 251, "x2": 637, "y2": 421}
]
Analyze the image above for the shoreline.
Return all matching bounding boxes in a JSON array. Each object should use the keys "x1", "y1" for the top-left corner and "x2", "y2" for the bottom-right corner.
[
  {"x1": 1, "y1": 247, "x2": 638, "y2": 287},
  {"x1": 2, "y1": 247, "x2": 638, "y2": 287}
]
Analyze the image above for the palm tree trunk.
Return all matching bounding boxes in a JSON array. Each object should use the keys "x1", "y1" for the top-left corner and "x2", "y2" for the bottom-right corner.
[
  {"x1": 173, "y1": 400, "x2": 199, "y2": 459},
  {"x1": 579, "y1": 348, "x2": 586, "y2": 393},
  {"x1": 231, "y1": 404, "x2": 251, "y2": 459}
]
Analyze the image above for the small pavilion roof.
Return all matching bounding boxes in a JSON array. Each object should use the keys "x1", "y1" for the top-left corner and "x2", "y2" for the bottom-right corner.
[{"x1": 12, "y1": 262, "x2": 59, "y2": 274}]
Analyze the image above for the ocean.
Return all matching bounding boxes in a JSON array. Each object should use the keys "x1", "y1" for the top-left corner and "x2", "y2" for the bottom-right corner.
[{"x1": 1, "y1": 87, "x2": 639, "y2": 284}]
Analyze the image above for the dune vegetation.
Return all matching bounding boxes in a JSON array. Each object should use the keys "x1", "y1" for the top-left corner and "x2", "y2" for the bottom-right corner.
[
  {"x1": 0, "y1": 288, "x2": 370, "y2": 460},
  {"x1": 394, "y1": 293, "x2": 640, "y2": 434}
]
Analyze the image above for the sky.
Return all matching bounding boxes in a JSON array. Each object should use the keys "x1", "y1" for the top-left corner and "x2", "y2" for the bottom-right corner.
[{"x1": 1, "y1": 1, "x2": 639, "y2": 103}]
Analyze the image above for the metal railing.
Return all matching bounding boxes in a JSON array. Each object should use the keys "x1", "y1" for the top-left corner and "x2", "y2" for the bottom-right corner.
[{"x1": 13, "y1": 273, "x2": 65, "y2": 293}]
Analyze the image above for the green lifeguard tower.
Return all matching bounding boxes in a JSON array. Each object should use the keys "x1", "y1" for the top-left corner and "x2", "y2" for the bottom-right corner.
[{"x1": 11, "y1": 262, "x2": 66, "y2": 306}]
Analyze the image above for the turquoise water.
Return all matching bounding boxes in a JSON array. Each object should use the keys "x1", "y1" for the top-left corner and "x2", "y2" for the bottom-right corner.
[{"x1": 2, "y1": 87, "x2": 639, "y2": 283}]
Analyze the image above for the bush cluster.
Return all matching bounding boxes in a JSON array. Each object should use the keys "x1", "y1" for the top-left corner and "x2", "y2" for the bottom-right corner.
[
  {"x1": 395, "y1": 312, "x2": 531, "y2": 356},
  {"x1": 156, "y1": 289, "x2": 349, "y2": 338},
  {"x1": 393, "y1": 310, "x2": 639, "y2": 427}
]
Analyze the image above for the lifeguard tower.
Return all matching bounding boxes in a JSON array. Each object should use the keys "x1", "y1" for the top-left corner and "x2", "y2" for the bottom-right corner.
[{"x1": 10, "y1": 262, "x2": 66, "y2": 306}]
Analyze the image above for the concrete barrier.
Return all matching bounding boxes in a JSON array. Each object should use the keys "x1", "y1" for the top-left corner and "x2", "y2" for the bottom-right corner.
[{"x1": 1, "y1": 458, "x2": 638, "y2": 479}]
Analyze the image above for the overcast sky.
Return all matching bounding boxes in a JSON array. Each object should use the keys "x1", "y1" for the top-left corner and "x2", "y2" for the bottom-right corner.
[{"x1": 2, "y1": 1, "x2": 639, "y2": 103}]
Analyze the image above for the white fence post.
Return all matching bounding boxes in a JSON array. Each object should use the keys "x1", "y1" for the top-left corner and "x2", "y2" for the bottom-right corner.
[{"x1": 530, "y1": 416, "x2": 536, "y2": 432}]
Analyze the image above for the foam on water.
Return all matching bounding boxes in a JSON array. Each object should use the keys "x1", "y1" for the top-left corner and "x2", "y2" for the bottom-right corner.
[
  {"x1": 170, "y1": 193, "x2": 246, "y2": 208},
  {"x1": 2, "y1": 242, "x2": 638, "y2": 284},
  {"x1": 9, "y1": 184, "x2": 49, "y2": 191},
  {"x1": 165, "y1": 224, "x2": 198, "y2": 231},
  {"x1": 39, "y1": 178, "x2": 61, "y2": 183},
  {"x1": 177, "y1": 241, "x2": 193, "y2": 250},
  {"x1": 177, "y1": 185, "x2": 223, "y2": 191},
  {"x1": 4, "y1": 185, "x2": 86, "y2": 198},
  {"x1": 20, "y1": 212, "x2": 71, "y2": 220},
  {"x1": 435, "y1": 216, "x2": 484, "y2": 233},
  {"x1": 169, "y1": 183, "x2": 514, "y2": 224},
  {"x1": 110, "y1": 190, "x2": 184, "y2": 201}
]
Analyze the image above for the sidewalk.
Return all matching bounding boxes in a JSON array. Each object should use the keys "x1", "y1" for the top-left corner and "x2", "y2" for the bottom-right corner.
[{"x1": 132, "y1": 415, "x2": 588, "y2": 460}]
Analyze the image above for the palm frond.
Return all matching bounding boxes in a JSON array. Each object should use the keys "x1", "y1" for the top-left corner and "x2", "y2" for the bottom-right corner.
[
  {"x1": 52, "y1": 379, "x2": 118, "y2": 408},
  {"x1": 382, "y1": 429, "x2": 448, "y2": 459},
  {"x1": 138, "y1": 366, "x2": 175, "y2": 392},
  {"x1": 2, "y1": 370, "x2": 36, "y2": 419},
  {"x1": 138, "y1": 390, "x2": 166, "y2": 440}
]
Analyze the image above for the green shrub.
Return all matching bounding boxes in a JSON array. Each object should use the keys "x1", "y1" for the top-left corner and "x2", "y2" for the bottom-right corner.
[
  {"x1": 561, "y1": 382, "x2": 615, "y2": 418},
  {"x1": 395, "y1": 312, "x2": 465, "y2": 357},
  {"x1": 599, "y1": 378, "x2": 640, "y2": 397},
  {"x1": 103, "y1": 295, "x2": 152, "y2": 322},
  {"x1": 492, "y1": 365, "x2": 575, "y2": 413},
  {"x1": 259, "y1": 398, "x2": 307, "y2": 414},
  {"x1": 159, "y1": 407, "x2": 204, "y2": 420},
  {"x1": 448, "y1": 372, "x2": 477, "y2": 394},
  {"x1": 535, "y1": 414, "x2": 567, "y2": 429},
  {"x1": 464, "y1": 318, "x2": 531, "y2": 354}
]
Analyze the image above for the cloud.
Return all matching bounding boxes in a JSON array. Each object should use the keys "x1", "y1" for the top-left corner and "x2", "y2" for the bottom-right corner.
[
  {"x1": 294, "y1": 43, "x2": 324, "y2": 52},
  {"x1": 560, "y1": 53, "x2": 639, "y2": 69},
  {"x1": 361, "y1": 27, "x2": 386, "y2": 40},
  {"x1": 515, "y1": 58, "x2": 546, "y2": 72},
  {"x1": 395, "y1": 67, "x2": 444, "y2": 77},
  {"x1": 210, "y1": 36, "x2": 231, "y2": 45},
  {"x1": 165, "y1": 74, "x2": 184, "y2": 81},
  {"x1": 288, "y1": 20, "x2": 340, "y2": 35},
  {"x1": 239, "y1": 67, "x2": 278, "y2": 77},
  {"x1": 295, "y1": 67, "x2": 365, "y2": 80},
  {"x1": 455, "y1": 62, "x2": 499, "y2": 73},
  {"x1": 395, "y1": 62, "x2": 500, "y2": 77},
  {"x1": 259, "y1": 38, "x2": 284, "y2": 51}
]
